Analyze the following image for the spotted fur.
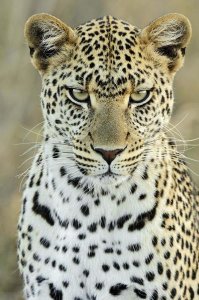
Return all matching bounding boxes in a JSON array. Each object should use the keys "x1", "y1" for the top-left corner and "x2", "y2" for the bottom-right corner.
[{"x1": 18, "y1": 13, "x2": 199, "y2": 300}]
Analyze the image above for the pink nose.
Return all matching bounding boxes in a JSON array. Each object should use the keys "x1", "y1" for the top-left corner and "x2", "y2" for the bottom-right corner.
[{"x1": 94, "y1": 148, "x2": 124, "y2": 164}]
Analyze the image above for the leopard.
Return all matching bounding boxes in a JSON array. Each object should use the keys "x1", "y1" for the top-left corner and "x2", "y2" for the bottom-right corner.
[{"x1": 17, "y1": 12, "x2": 199, "y2": 300}]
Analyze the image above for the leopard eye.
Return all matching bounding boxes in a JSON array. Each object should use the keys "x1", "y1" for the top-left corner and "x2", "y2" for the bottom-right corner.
[
  {"x1": 129, "y1": 90, "x2": 151, "y2": 105},
  {"x1": 67, "y1": 88, "x2": 90, "y2": 104}
]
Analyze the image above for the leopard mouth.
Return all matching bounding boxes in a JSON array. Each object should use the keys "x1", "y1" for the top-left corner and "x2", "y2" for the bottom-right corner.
[
  {"x1": 98, "y1": 167, "x2": 122, "y2": 179},
  {"x1": 101, "y1": 170, "x2": 118, "y2": 177}
]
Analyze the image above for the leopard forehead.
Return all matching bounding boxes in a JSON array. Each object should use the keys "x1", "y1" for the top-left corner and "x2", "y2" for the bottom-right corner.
[
  {"x1": 68, "y1": 16, "x2": 155, "y2": 95},
  {"x1": 75, "y1": 15, "x2": 140, "y2": 70}
]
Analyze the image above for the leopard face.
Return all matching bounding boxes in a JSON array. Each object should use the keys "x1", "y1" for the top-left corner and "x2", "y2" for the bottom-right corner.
[{"x1": 25, "y1": 13, "x2": 191, "y2": 183}]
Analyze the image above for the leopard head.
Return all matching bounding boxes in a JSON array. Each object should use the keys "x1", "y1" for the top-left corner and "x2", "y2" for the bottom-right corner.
[{"x1": 25, "y1": 13, "x2": 191, "y2": 183}]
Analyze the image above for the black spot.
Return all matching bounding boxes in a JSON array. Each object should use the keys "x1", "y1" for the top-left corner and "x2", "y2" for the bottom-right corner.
[
  {"x1": 108, "y1": 221, "x2": 115, "y2": 231},
  {"x1": 113, "y1": 261, "x2": 120, "y2": 270},
  {"x1": 90, "y1": 62, "x2": 95, "y2": 68},
  {"x1": 20, "y1": 259, "x2": 27, "y2": 267},
  {"x1": 72, "y1": 219, "x2": 82, "y2": 230},
  {"x1": 101, "y1": 188, "x2": 109, "y2": 196},
  {"x1": 80, "y1": 205, "x2": 90, "y2": 216},
  {"x1": 51, "y1": 179, "x2": 56, "y2": 190},
  {"x1": 152, "y1": 236, "x2": 158, "y2": 247},
  {"x1": 83, "y1": 269, "x2": 89, "y2": 277},
  {"x1": 88, "y1": 251, "x2": 95, "y2": 258},
  {"x1": 94, "y1": 199, "x2": 100, "y2": 206},
  {"x1": 100, "y1": 216, "x2": 106, "y2": 228},
  {"x1": 128, "y1": 243, "x2": 141, "y2": 252},
  {"x1": 116, "y1": 249, "x2": 122, "y2": 255},
  {"x1": 145, "y1": 253, "x2": 154, "y2": 265},
  {"x1": 146, "y1": 272, "x2": 155, "y2": 281},
  {"x1": 62, "y1": 246, "x2": 67, "y2": 253},
  {"x1": 130, "y1": 184, "x2": 137, "y2": 194},
  {"x1": 60, "y1": 167, "x2": 67, "y2": 177},
  {"x1": 166, "y1": 269, "x2": 171, "y2": 280},
  {"x1": 89, "y1": 245, "x2": 98, "y2": 252},
  {"x1": 109, "y1": 283, "x2": 127, "y2": 296},
  {"x1": 40, "y1": 237, "x2": 50, "y2": 248},
  {"x1": 48, "y1": 89, "x2": 52, "y2": 97},
  {"x1": 36, "y1": 276, "x2": 46, "y2": 284},
  {"x1": 164, "y1": 251, "x2": 170, "y2": 259},
  {"x1": 32, "y1": 191, "x2": 55, "y2": 226},
  {"x1": 62, "y1": 281, "x2": 69, "y2": 288},
  {"x1": 68, "y1": 177, "x2": 81, "y2": 188},
  {"x1": 131, "y1": 276, "x2": 144, "y2": 286},
  {"x1": 162, "y1": 282, "x2": 168, "y2": 290},
  {"x1": 72, "y1": 246, "x2": 79, "y2": 253},
  {"x1": 128, "y1": 203, "x2": 157, "y2": 232},
  {"x1": 52, "y1": 79, "x2": 57, "y2": 86},
  {"x1": 87, "y1": 222, "x2": 97, "y2": 232},
  {"x1": 123, "y1": 262, "x2": 129, "y2": 270},
  {"x1": 157, "y1": 262, "x2": 163, "y2": 275},
  {"x1": 33, "y1": 253, "x2": 41, "y2": 262},
  {"x1": 102, "y1": 264, "x2": 110, "y2": 272},
  {"x1": 125, "y1": 54, "x2": 131, "y2": 62},
  {"x1": 95, "y1": 282, "x2": 104, "y2": 290},
  {"x1": 55, "y1": 119, "x2": 62, "y2": 124},
  {"x1": 142, "y1": 167, "x2": 148, "y2": 180},
  {"x1": 189, "y1": 287, "x2": 195, "y2": 299},
  {"x1": 150, "y1": 290, "x2": 158, "y2": 300},
  {"x1": 54, "y1": 213, "x2": 69, "y2": 229},
  {"x1": 49, "y1": 283, "x2": 63, "y2": 300},
  {"x1": 132, "y1": 260, "x2": 140, "y2": 267},
  {"x1": 29, "y1": 175, "x2": 35, "y2": 188},
  {"x1": 134, "y1": 288, "x2": 147, "y2": 299},
  {"x1": 73, "y1": 257, "x2": 80, "y2": 264},
  {"x1": 44, "y1": 257, "x2": 50, "y2": 264},
  {"x1": 28, "y1": 225, "x2": 33, "y2": 232},
  {"x1": 29, "y1": 264, "x2": 34, "y2": 272},
  {"x1": 139, "y1": 194, "x2": 146, "y2": 200},
  {"x1": 170, "y1": 288, "x2": 177, "y2": 298},
  {"x1": 78, "y1": 234, "x2": 86, "y2": 240},
  {"x1": 117, "y1": 214, "x2": 132, "y2": 228},
  {"x1": 104, "y1": 247, "x2": 114, "y2": 254},
  {"x1": 59, "y1": 264, "x2": 67, "y2": 272},
  {"x1": 87, "y1": 54, "x2": 95, "y2": 61}
]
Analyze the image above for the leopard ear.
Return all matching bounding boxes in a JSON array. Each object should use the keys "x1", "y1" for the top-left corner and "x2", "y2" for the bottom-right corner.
[
  {"x1": 24, "y1": 13, "x2": 77, "y2": 72},
  {"x1": 141, "y1": 13, "x2": 192, "y2": 72}
]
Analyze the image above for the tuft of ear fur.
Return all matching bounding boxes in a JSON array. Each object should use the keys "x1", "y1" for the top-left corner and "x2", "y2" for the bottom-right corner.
[
  {"x1": 141, "y1": 13, "x2": 192, "y2": 72},
  {"x1": 24, "y1": 13, "x2": 77, "y2": 72}
]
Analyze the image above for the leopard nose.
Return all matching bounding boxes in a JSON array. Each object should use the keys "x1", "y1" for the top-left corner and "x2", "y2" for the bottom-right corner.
[{"x1": 94, "y1": 147, "x2": 125, "y2": 164}]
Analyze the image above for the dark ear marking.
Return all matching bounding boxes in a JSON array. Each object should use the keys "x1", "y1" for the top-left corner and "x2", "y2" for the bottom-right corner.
[
  {"x1": 157, "y1": 45, "x2": 178, "y2": 59},
  {"x1": 141, "y1": 13, "x2": 192, "y2": 72},
  {"x1": 39, "y1": 48, "x2": 59, "y2": 59},
  {"x1": 29, "y1": 47, "x2": 35, "y2": 57},
  {"x1": 181, "y1": 47, "x2": 186, "y2": 56}
]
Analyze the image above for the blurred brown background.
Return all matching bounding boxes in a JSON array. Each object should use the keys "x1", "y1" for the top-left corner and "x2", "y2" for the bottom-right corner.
[{"x1": 0, "y1": 0, "x2": 198, "y2": 299}]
